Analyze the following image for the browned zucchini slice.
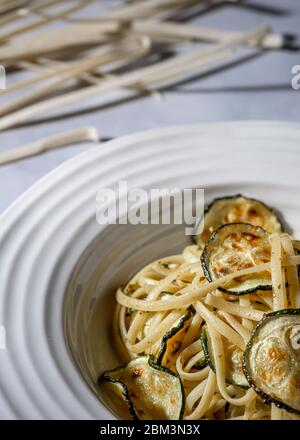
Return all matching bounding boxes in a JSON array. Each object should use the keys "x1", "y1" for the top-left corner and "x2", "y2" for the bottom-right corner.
[
  {"x1": 201, "y1": 223, "x2": 272, "y2": 295},
  {"x1": 156, "y1": 308, "x2": 193, "y2": 371},
  {"x1": 100, "y1": 356, "x2": 185, "y2": 419},
  {"x1": 243, "y1": 309, "x2": 300, "y2": 414},
  {"x1": 193, "y1": 194, "x2": 283, "y2": 245}
]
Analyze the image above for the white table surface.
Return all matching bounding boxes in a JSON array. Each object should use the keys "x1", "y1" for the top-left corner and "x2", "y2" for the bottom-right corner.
[{"x1": 0, "y1": 0, "x2": 299, "y2": 214}]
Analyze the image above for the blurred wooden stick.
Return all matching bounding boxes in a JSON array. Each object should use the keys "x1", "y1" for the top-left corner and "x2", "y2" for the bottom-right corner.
[
  {"x1": 132, "y1": 19, "x2": 284, "y2": 49},
  {"x1": 0, "y1": 0, "x2": 63, "y2": 27},
  {"x1": 0, "y1": 127, "x2": 99, "y2": 165},
  {"x1": 0, "y1": 0, "x2": 93, "y2": 43},
  {"x1": 0, "y1": 21, "x2": 122, "y2": 62},
  {"x1": 0, "y1": 0, "x2": 201, "y2": 62},
  {"x1": 0, "y1": 15, "x2": 284, "y2": 64},
  {"x1": 0, "y1": 0, "x2": 28, "y2": 16},
  {"x1": 0, "y1": 35, "x2": 151, "y2": 102},
  {"x1": 0, "y1": 25, "x2": 270, "y2": 131}
]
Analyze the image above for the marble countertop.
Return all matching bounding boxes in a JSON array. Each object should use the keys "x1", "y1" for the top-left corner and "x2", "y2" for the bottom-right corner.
[{"x1": 0, "y1": 0, "x2": 299, "y2": 214}]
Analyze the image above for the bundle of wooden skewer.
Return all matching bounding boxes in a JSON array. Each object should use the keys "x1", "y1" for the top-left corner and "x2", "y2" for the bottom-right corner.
[{"x1": 0, "y1": 0, "x2": 294, "y2": 134}]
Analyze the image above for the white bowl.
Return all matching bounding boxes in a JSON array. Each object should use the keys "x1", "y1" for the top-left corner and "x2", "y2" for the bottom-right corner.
[{"x1": 0, "y1": 121, "x2": 300, "y2": 419}]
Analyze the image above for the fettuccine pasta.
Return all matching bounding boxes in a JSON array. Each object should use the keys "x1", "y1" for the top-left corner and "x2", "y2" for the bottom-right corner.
[{"x1": 100, "y1": 195, "x2": 300, "y2": 420}]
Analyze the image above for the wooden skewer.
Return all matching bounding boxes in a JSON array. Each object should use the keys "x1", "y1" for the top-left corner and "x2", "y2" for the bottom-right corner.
[
  {"x1": 0, "y1": 0, "x2": 202, "y2": 62},
  {"x1": 0, "y1": 127, "x2": 99, "y2": 165},
  {"x1": 0, "y1": 35, "x2": 151, "y2": 99},
  {"x1": 0, "y1": 21, "x2": 121, "y2": 62},
  {"x1": 0, "y1": 0, "x2": 63, "y2": 27},
  {"x1": 35, "y1": 57, "x2": 161, "y2": 97},
  {"x1": 0, "y1": 0, "x2": 28, "y2": 16},
  {"x1": 0, "y1": 25, "x2": 270, "y2": 131},
  {"x1": 4, "y1": 42, "x2": 161, "y2": 103},
  {"x1": 0, "y1": 36, "x2": 152, "y2": 115},
  {"x1": 25, "y1": 58, "x2": 106, "y2": 87},
  {"x1": 36, "y1": 58, "x2": 162, "y2": 98},
  {"x1": 0, "y1": 12, "x2": 284, "y2": 65},
  {"x1": 132, "y1": 19, "x2": 285, "y2": 49},
  {"x1": 0, "y1": 0, "x2": 94, "y2": 44}
]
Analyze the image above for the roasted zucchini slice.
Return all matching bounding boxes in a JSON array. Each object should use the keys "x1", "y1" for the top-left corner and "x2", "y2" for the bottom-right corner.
[
  {"x1": 100, "y1": 356, "x2": 185, "y2": 419},
  {"x1": 201, "y1": 223, "x2": 272, "y2": 295},
  {"x1": 243, "y1": 309, "x2": 300, "y2": 414},
  {"x1": 193, "y1": 194, "x2": 282, "y2": 245},
  {"x1": 157, "y1": 308, "x2": 193, "y2": 371}
]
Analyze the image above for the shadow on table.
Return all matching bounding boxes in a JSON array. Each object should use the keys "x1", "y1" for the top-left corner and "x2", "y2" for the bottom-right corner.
[{"x1": 174, "y1": 0, "x2": 290, "y2": 23}]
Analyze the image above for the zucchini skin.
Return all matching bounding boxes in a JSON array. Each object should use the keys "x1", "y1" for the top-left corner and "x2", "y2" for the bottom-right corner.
[
  {"x1": 148, "y1": 355, "x2": 186, "y2": 420},
  {"x1": 193, "y1": 194, "x2": 244, "y2": 245},
  {"x1": 193, "y1": 193, "x2": 283, "y2": 245},
  {"x1": 194, "y1": 358, "x2": 208, "y2": 370},
  {"x1": 99, "y1": 355, "x2": 185, "y2": 420},
  {"x1": 243, "y1": 308, "x2": 300, "y2": 414},
  {"x1": 200, "y1": 222, "x2": 272, "y2": 296},
  {"x1": 100, "y1": 374, "x2": 139, "y2": 420},
  {"x1": 200, "y1": 328, "x2": 215, "y2": 373},
  {"x1": 156, "y1": 307, "x2": 194, "y2": 366}
]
